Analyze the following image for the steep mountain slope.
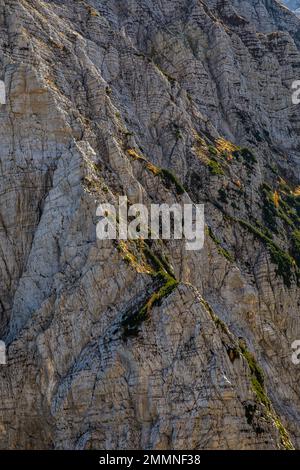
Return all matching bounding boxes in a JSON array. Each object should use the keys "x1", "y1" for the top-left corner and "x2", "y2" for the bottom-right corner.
[{"x1": 0, "y1": 0, "x2": 299, "y2": 449}]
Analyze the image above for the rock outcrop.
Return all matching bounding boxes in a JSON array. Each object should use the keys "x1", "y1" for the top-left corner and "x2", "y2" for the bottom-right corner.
[{"x1": 0, "y1": 0, "x2": 299, "y2": 449}]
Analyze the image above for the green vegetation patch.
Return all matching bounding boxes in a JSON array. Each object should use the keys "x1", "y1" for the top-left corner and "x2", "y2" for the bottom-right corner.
[
  {"x1": 218, "y1": 187, "x2": 228, "y2": 203},
  {"x1": 240, "y1": 344, "x2": 267, "y2": 407},
  {"x1": 291, "y1": 230, "x2": 300, "y2": 266},
  {"x1": 208, "y1": 145, "x2": 218, "y2": 156},
  {"x1": 257, "y1": 183, "x2": 300, "y2": 279},
  {"x1": 127, "y1": 148, "x2": 185, "y2": 195},
  {"x1": 207, "y1": 159, "x2": 224, "y2": 176},
  {"x1": 240, "y1": 343, "x2": 294, "y2": 450},
  {"x1": 233, "y1": 147, "x2": 257, "y2": 167},
  {"x1": 122, "y1": 273, "x2": 178, "y2": 337},
  {"x1": 160, "y1": 168, "x2": 185, "y2": 195},
  {"x1": 200, "y1": 298, "x2": 293, "y2": 448},
  {"x1": 207, "y1": 226, "x2": 234, "y2": 262},
  {"x1": 122, "y1": 243, "x2": 178, "y2": 337},
  {"x1": 200, "y1": 298, "x2": 230, "y2": 336},
  {"x1": 237, "y1": 219, "x2": 298, "y2": 287},
  {"x1": 260, "y1": 184, "x2": 278, "y2": 233}
]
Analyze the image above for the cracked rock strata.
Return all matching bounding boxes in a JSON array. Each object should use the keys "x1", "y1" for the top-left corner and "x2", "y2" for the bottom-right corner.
[{"x1": 0, "y1": 0, "x2": 299, "y2": 449}]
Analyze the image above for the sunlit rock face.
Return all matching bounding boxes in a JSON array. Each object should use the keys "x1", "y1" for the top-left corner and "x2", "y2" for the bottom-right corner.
[{"x1": 0, "y1": 0, "x2": 300, "y2": 450}]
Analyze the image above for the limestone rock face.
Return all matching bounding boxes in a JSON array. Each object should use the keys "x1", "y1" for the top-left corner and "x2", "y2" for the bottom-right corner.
[{"x1": 0, "y1": 0, "x2": 300, "y2": 449}]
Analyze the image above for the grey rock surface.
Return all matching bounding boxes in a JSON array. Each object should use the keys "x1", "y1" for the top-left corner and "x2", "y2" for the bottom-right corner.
[{"x1": 0, "y1": 0, "x2": 299, "y2": 449}]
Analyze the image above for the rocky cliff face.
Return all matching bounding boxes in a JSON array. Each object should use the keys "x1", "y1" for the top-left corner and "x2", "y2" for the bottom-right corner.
[{"x1": 0, "y1": 0, "x2": 300, "y2": 450}]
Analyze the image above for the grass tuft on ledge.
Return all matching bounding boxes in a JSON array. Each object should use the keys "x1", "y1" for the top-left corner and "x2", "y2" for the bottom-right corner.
[{"x1": 122, "y1": 243, "x2": 178, "y2": 337}]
